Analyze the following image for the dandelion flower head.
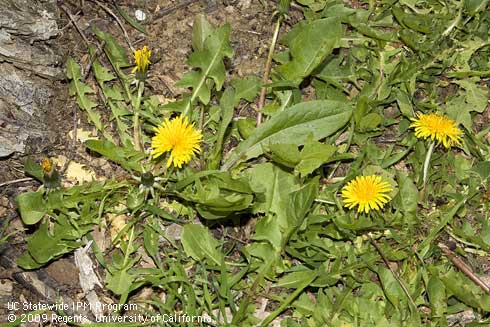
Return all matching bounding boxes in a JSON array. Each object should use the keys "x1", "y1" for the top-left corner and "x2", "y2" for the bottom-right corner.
[
  {"x1": 132, "y1": 46, "x2": 151, "y2": 74},
  {"x1": 151, "y1": 115, "x2": 202, "y2": 168},
  {"x1": 410, "y1": 113, "x2": 463, "y2": 148},
  {"x1": 341, "y1": 175, "x2": 393, "y2": 214},
  {"x1": 41, "y1": 157, "x2": 53, "y2": 174}
]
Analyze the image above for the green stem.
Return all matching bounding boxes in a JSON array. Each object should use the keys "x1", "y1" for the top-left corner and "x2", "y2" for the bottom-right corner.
[
  {"x1": 133, "y1": 81, "x2": 144, "y2": 151},
  {"x1": 423, "y1": 141, "x2": 435, "y2": 186},
  {"x1": 257, "y1": 15, "x2": 283, "y2": 125},
  {"x1": 442, "y1": 6, "x2": 462, "y2": 37},
  {"x1": 260, "y1": 274, "x2": 317, "y2": 326},
  {"x1": 232, "y1": 259, "x2": 274, "y2": 325}
]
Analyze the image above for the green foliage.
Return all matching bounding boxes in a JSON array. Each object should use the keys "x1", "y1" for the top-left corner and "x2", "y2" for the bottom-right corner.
[
  {"x1": 222, "y1": 100, "x2": 352, "y2": 169},
  {"x1": 175, "y1": 14, "x2": 234, "y2": 115},
  {"x1": 15, "y1": 191, "x2": 46, "y2": 225},
  {"x1": 66, "y1": 57, "x2": 103, "y2": 132},
  {"x1": 85, "y1": 139, "x2": 144, "y2": 172},
  {"x1": 266, "y1": 140, "x2": 337, "y2": 177},
  {"x1": 276, "y1": 17, "x2": 342, "y2": 84},
  {"x1": 176, "y1": 171, "x2": 254, "y2": 219},
  {"x1": 93, "y1": 27, "x2": 131, "y2": 70},
  {"x1": 15, "y1": 3, "x2": 490, "y2": 326},
  {"x1": 181, "y1": 224, "x2": 223, "y2": 266}
]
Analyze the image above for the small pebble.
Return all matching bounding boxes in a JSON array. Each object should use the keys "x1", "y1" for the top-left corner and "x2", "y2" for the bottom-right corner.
[{"x1": 135, "y1": 9, "x2": 146, "y2": 21}]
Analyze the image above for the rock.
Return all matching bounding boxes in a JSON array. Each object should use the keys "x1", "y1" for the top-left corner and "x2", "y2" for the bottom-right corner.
[
  {"x1": 0, "y1": 0, "x2": 62, "y2": 157},
  {"x1": 0, "y1": 0, "x2": 58, "y2": 41},
  {"x1": 0, "y1": 0, "x2": 62, "y2": 78},
  {"x1": 44, "y1": 258, "x2": 80, "y2": 288},
  {"x1": 0, "y1": 64, "x2": 55, "y2": 157}
]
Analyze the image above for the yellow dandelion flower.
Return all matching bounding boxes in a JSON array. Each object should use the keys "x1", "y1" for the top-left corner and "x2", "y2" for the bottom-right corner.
[
  {"x1": 151, "y1": 115, "x2": 202, "y2": 168},
  {"x1": 131, "y1": 46, "x2": 151, "y2": 74},
  {"x1": 410, "y1": 113, "x2": 463, "y2": 148},
  {"x1": 41, "y1": 157, "x2": 53, "y2": 174},
  {"x1": 341, "y1": 175, "x2": 393, "y2": 214}
]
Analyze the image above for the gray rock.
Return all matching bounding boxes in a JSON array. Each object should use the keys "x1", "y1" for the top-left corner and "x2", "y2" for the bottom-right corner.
[
  {"x1": 0, "y1": 0, "x2": 62, "y2": 157},
  {"x1": 0, "y1": 64, "x2": 53, "y2": 157},
  {"x1": 0, "y1": 0, "x2": 58, "y2": 41}
]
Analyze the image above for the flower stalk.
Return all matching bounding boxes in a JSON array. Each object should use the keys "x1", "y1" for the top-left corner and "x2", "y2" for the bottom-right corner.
[
  {"x1": 422, "y1": 141, "x2": 435, "y2": 186},
  {"x1": 133, "y1": 81, "x2": 144, "y2": 151},
  {"x1": 131, "y1": 46, "x2": 151, "y2": 152},
  {"x1": 409, "y1": 112, "x2": 463, "y2": 187}
]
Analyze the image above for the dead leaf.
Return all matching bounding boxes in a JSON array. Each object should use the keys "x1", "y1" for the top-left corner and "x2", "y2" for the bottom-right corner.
[
  {"x1": 51, "y1": 155, "x2": 102, "y2": 186},
  {"x1": 68, "y1": 127, "x2": 98, "y2": 143}
]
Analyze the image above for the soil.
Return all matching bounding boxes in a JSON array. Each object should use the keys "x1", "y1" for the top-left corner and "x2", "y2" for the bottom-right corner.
[{"x1": 0, "y1": 0, "x2": 284, "y2": 324}]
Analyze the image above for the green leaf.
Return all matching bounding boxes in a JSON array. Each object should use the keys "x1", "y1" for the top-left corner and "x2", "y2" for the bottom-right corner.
[
  {"x1": 177, "y1": 171, "x2": 254, "y2": 219},
  {"x1": 208, "y1": 87, "x2": 235, "y2": 169},
  {"x1": 181, "y1": 224, "x2": 223, "y2": 266},
  {"x1": 350, "y1": 22, "x2": 397, "y2": 41},
  {"x1": 439, "y1": 268, "x2": 490, "y2": 311},
  {"x1": 106, "y1": 269, "x2": 135, "y2": 295},
  {"x1": 276, "y1": 269, "x2": 318, "y2": 289},
  {"x1": 447, "y1": 79, "x2": 488, "y2": 129},
  {"x1": 143, "y1": 227, "x2": 159, "y2": 261},
  {"x1": 209, "y1": 76, "x2": 261, "y2": 170},
  {"x1": 252, "y1": 215, "x2": 283, "y2": 251},
  {"x1": 353, "y1": 95, "x2": 370, "y2": 126},
  {"x1": 266, "y1": 143, "x2": 301, "y2": 168},
  {"x1": 427, "y1": 276, "x2": 446, "y2": 317},
  {"x1": 192, "y1": 14, "x2": 214, "y2": 51},
  {"x1": 359, "y1": 113, "x2": 382, "y2": 131},
  {"x1": 417, "y1": 198, "x2": 466, "y2": 258},
  {"x1": 17, "y1": 252, "x2": 44, "y2": 270},
  {"x1": 92, "y1": 59, "x2": 116, "y2": 83},
  {"x1": 231, "y1": 76, "x2": 262, "y2": 104},
  {"x1": 472, "y1": 161, "x2": 490, "y2": 181},
  {"x1": 66, "y1": 57, "x2": 102, "y2": 131},
  {"x1": 284, "y1": 178, "x2": 318, "y2": 236},
  {"x1": 126, "y1": 188, "x2": 145, "y2": 209},
  {"x1": 465, "y1": 0, "x2": 489, "y2": 16},
  {"x1": 27, "y1": 218, "x2": 81, "y2": 265},
  {"x1": 176, "y1": 17, "x2": 233, "y2": 114},
  {"x1": 248, "y1": 164, "x2": 317, "y2": 250},
  {"x1": 395, "y1": 173, "x2": 418, "y2": 214},
  {"x1": 377, "y1": 266, "x2": 405, "y2": 308},
  {"x1": 246, "y1": 163, "x2": 299, "y2": 215},
  {"x1": 187, "y1": 22, "x2": 234, "y2": 90},
  {"x1": 222, "y1": 100, "x2": 352, "y2": 170},
  {"x1": 93, "y1": 27, "x2": 131, "y2": 69},
  {"x1": 395, "y1": 89, "x2": 415, "y2": 118},
  {"x1": 85, "y1": 140, "x2": 144, "y2": 172},
  {"x1": 455, "y1": 79, "x2": 488, "y2": 113},
  {"x1": 237, "y1": 118, "x2": 256, "y2": 140},
  {"x1": 276, "y1": 17, "x2": 342, "y2": 84},
  {"x1": 15, "y1": 192, "x2": 46, "y2": 225},
  {"x1": 315, "y1": 55, "x2": 357, "y2": 87},
  {"x1": 24, "y1": 158, "x2": 43, "y2": 181},
  {"x1": 177, "y1": 70, "x2": 211, "y2": 104},
  {"x1": 392, "y1": 6, "x2": 432, "y2": 34},
  {"x1": 294, "y1": 141, "x2": 337, "y2": 177}
]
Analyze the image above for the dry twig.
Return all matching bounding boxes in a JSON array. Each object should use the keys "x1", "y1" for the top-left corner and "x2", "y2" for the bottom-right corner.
[
  {"x1": 368, "y1": 234, "x2": 417, "y2": 308},
  {"x1": 60, "y1": 5, "x2": 91, "y2": 48},
  {"x1": 257, "y1": 16, "x2": 283, "y2": 126},
  {"x1": 93, "y1": 0, "x2": 135, "y2": 52},
  {"x1": 0, "y1": 178, "x2": 33, "y2": 188},
  {"x1": 438, "y1": 242, "x2": 490, "y2": 293},
  {"x1": 153, "y1": 0, "x2": 199, "y2": 20}
]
